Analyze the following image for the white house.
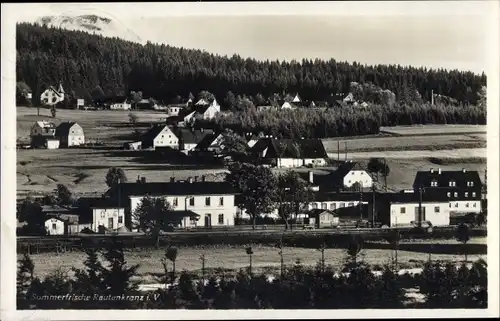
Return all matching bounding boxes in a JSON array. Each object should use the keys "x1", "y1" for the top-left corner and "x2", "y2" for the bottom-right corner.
[
  {"x1": 327, "y1": 161, "x2": 373, "y2": 189},
  {"x1": 166, "y1": 104, "x2": 185, "y2": 117},
  {"x1": 175, "y1": 128, "x2": 214, "y2": 152},
  {"x1": 45, "y1": 138, "x2": 60, "y2": 149},
  {"x1": 92, "y1": 207, "x2": 126, "y2": 232},
  {"x1": 40, "y1": 83, "x2": 65, "y2": 106},
  {"x1": 141, "y1": 125, "x2": 179, "y2": 149},
  {"x1": 389, "y1": 201, "x2": 450, "y2": 227},
  {"x1": 105, "y1": 179, "x2": 239, "y2": 231},
  {"x1": 104, "y1": 96, "x2": 132, "y2": 110},
  {"x1": 55, "y1": 122, "x2": 85, "y2": 147},
  {"x1": 194, "y1": 133, "x2": 224, "y2": 153},
  {"x1": 281, "y1": 102, "x2": 294, "y2": 109},
  {"x1": 45, "y1": 217, "x2": 65, "y2": 235}
]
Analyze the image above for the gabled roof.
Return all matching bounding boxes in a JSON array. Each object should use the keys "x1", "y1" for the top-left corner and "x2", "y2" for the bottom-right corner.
[
  {"x1": 324, "y1": 161, "x2": 368, "y2": 186},
  {"x1": 195, "y1": 98, "x2": 209, "y2": 106},
  {"x1": 174, "y1": 128, "x2": 213, "y2": 145},
  {"x1": 35, "y1": 121, "x2": 57, "y2": 129},
  {"x1": 292, "y1": 94, "x2": 301, "y2": 103},
  {"x1": 55, "y1": 122, "x2": 79, "y2": 137},
  {"x1": 105, "y1": 181, "x2": 239, "y2": 198},
  {"x1": 412, "y1": 169, "x2": 482, "y2": 189},
  {"x1": 142, "y1": 125, "x2": 173, "y2": 144},
  {"x1": 195, "y1": 133, "x2": 223, "y2": 151},
  {"x1": 251, "y1": 138, "x2": 328, "y2": 159}
]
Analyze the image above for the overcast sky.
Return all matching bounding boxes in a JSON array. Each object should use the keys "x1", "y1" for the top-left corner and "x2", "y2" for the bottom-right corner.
[{"x1": 7, "y1": 1, "x2": 492, "y2": 74}]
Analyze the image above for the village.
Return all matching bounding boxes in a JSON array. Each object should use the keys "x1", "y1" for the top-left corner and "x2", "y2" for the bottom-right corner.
[{"x1": 17, "y1": 82, "x2": 487, "y2": 237}]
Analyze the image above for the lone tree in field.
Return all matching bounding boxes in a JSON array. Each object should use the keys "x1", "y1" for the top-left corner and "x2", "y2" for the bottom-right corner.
[
  {"x1": 105, "y1": 167, "x2": 128, "y2": 188},
  {"x1": 164, "y1": 246, "x2": 178, "y2": 283},
  {"x1": 132, "y1": 196, "x2": 174, "y2": 248},
  {"x1": 225, "y1": 162, "x2": 277, "y2": 229},
  {"x1": 456, "y1": 223, "x2": 471, "y2": 262},
  {"x1": 245, "y1": 246, "x2": 254, "y2": 274},
  {"x1": 50, "y1": 106, "x2": 57, "y2": 118},
  {"x1": 54, "y1": 184, "x2": 73, "y2": 205},
  {"x1": 345, "y1": 235, "x2": 364, "y2": 265}
]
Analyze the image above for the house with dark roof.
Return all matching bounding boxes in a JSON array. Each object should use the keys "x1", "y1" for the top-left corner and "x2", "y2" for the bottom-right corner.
[
  {"x1": 412, "y1": 168, "x2": 483, "y2": 215},
  {"x1": 174, "y1": 128, "x2": 214, "y2": 152},
  {"x1": 30, "y1": 120, "x2": 58, "y2": 148},
  {"x1": 55, "y1": 121, "x2": 85, "y2": 147},
  {"x1": 141, "y1": 124, "x2": 179, "y2": 149},
  {"x1": 250, "y1": 138, "x2": 328, "y2": 168},
  {"x1": 184, "y1": 99, "x2": 221, "y2": 123},
  {"x1": 104, "y1": 177, "x2": 239, "y2": 230},
  {"x1": 318, "y1": 161, "x2": 373, "y2": 191},
  {"x1": 193, "y1": 132, "x2": 224, "y2": 154}
]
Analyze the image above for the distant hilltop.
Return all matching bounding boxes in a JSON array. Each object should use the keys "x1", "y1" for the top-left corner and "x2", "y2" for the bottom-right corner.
[{"x1": 35, "y1": 14, "x2": 143, "y2": 43}]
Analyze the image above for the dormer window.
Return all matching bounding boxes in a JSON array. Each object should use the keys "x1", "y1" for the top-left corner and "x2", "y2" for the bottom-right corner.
[
  {"x1": 447, "y1": 192, "x2": 451, "y2": 197},
  {"x1": 454, "y1": 192, "x2": 458, "y2": 197},
  {"x1": 467, "y1": 181, "x2": 474, "y2": 187},
  {"x1": 449, "y1": 180, "x2": 456, "y2": 187},
  {"x1": 431, "y1": 180, "x2": 438, "y2": 187}
]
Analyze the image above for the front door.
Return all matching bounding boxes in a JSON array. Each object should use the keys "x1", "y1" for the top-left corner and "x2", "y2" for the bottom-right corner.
[
  {"x1": 414, "y1": 206, "x2": 426, "y2": 223},
  {"x1": 108, "y1": 217, "x2": 114, "y2": 229},
  {"x1": 205, "y1": 214, "x2": 211, "y2": 227}
]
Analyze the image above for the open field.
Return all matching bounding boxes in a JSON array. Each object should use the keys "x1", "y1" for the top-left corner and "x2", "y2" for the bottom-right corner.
[
  {"x1": 17, "y1": 108, "x2": 487, "y2": 196},
  {"x1": 22, "y1": 237, "x2": 486, "y2": 283},
  {"x1": 380, "y1": 125, "x2": 487, "y2": 136}
]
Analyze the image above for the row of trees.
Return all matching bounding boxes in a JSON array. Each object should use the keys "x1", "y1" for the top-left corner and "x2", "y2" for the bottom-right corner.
[
  {"x1": 198, "y1": 101, "x2": 486, "y2": 139},
  {"x1": 17, "y1": 236, "x2": 488, "y2": 309},
  {"x1": 16, "y1": 23, "x2": 486, "y2": 107}
]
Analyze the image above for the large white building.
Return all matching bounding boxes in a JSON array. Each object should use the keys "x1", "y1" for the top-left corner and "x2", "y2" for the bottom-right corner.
[
  {"x1": 55, "y1": 121, "x2": 85, "y2": 147},
  {"x1": 324, "y1": 161, "x2": 373, "y2": 190},
  {"x1": 40, "y1": 83, "x2": 65, "y2": 106},
  {"x1": 45, "y1": 217, "x2": 66, "y2": 235},
  {"x1": 104, "y1": 178, "x2": 239, "y2": 231},
  {"x1": 141, "y1": 125, "x2": 179, "y2": 150},
  {"x1": 91, "y1": 207, "x2": 126, "y2": 232}
]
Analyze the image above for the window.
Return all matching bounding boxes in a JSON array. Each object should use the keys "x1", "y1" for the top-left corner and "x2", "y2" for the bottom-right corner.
[
  {"x1": 218, "y1": 214, "x2": 224, "y2": 224},
  {"x1": 348, "y1": 180, "x2": 351, "y2": 184},
  {"x1": 348, "y1": 202, "x2": 354, "y2": 207},
  {"x1": 454, "y1": 192, "x2": 458, "y2": 197},
  {"x1": 465, "y1": 203, "x2": 469, "y2": 208},
  {"x1": 431, "y1": 180, "x2": 438, "y2": 187},
  {"x1": 465, "y1": 192, "x2": 469, "y2": 198},
  {"x1": 449, "y1": 203, "x2": 452, "y2": 208},
  {"x1": 467, "y1": 181, "x2": 474, "y2": 187},
  {"x1": 118, "y1": 216, "x2": 123, "y2": 224},
  {"x1": 400, "y1": 207, "x2": 406, "y2": 214},
  {"x1": 322, "y1": 203, "x2": 327, "y2": 210},
  {"x1": 52, "y1": 223, "x2": 57, "y2": 230},
  {"x1": 340, "y1": 203, "x2": 345, "y2": 208},
  {"x1": 189, "y1": 197, "x2": 195, "y2": 206},
  {"x1": 173, "y1": 197, "x2": 178, "y2": 207},
  {"x1": 205, "y1": 197, "x2": 211, "y2": 206},
  {"x1": 449, "y1": 181, "x2": 456, "y2": 187},
  {"x1": 473, "y1": 203, "x2": 477, "y2": 208},
  {"x1": 434, "y1": 206, "x2": 440, "y2": 213},
  {"x1": 351, "y1": 172, "x2": 355, "y2": 175},
  {"x1": 100, "y1": 211, "x2": 105, "y2": 218},
  {"x1": 447, "y1": 192, "x2": 451, "y2": 197},
  {"x1": 330, "y1": 203, "x2": 336, "y2": 210},
  {"x1": 455, "y1": 203, "x2": 459, "y2": 208},
  {"x1": 472, "y1": 192, "x2": 476, "y2": 197},
  {"x1": 219, "y1": 197, "x2": 224, "y2": 206},
  {"x1": 190, "y1": 217, "x2": 197, "y2": 225},
  {"x1": 312, "y1": 203, "x2": 318, "y2": 209}
]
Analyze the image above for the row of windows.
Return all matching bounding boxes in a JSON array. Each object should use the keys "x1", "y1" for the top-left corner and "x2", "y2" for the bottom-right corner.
[
  {"x1": 311, "y1": 202, "x2": 356, "y2": 210},
  {"x1": 172, "y1": 197, "x2": 225, "y2": 207},
  {"x1": 189, "y1": 214, "x2": 225, "y2": 225},
  {"x1": 430, "y1": 180, "x2": 475, "y2": 187},
  {"x1": 447, "y1": 192, "x2": 476, "y2": 198},
  {"x1": 400, "y1": 206, "x2": 441, "y2": 214},
  {"x1": 449, "y1": 202, "x2": 477, "y2": 208}
]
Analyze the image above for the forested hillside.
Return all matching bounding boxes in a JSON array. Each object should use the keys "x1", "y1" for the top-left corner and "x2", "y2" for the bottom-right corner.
[{"x1": 16, "y1": 22, "x2": 486, "y2": 107}]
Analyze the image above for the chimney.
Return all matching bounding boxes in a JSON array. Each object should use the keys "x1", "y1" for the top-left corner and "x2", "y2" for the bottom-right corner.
[
  {"x1": 170, "y1": 177, "x2": 175, "y2": 183},
  {"x1": 308, "y1": 171, "x2": 314, "y2": 184},
  {"x1": 194, "y1": 176, "x2": 199, "y2": 182},
  {"x1": 141, "y1": 177, "x2": 146, "y2": 183},
  {"x1": 438, "y1": 168, "x2": 442, "y2": 175},
  {"x1": 188, "y1": 177, "x2": 193, "y2": 183},
  {"x1": 201, "y1": 175, "x2": 206, "y2": 182},
  {"x1": 430, "y1": 168, "x2": 434, "y2": 173}
]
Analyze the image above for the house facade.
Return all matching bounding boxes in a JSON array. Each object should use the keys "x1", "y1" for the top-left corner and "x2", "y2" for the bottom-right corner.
[
  {"x1": 303, "y1": 209, "x2": 339, "y2": 228},
  {"x1": 175, "y1": 128, "x2": 214, "y2": 152},
  {"x1": 142, "y1": 125, "x2": 179, "y2": 150},
  {"x1": 92, "y1": 207, "x2": 126, "y2": 232},
  {"x1": 45, "y1": 217, "x2": 66, "y2": 235},
  {"x1": 45, "y1": 139, "x2": 60, "y2": 149},
  {"x1": 322, "y1": 161, "x2": 373, "y2": 190},
  {"x1": 40, "y1": 83, "x2": 65, "y2": 106},
  {"x1": 166, "y1": 104, "x2": 185, "y2": 117},
  {"x1": 105, "y1": 178, "x2": 238, "y2": 231},
  {"x1": 30, "y1": 121, "x2": 58, "y2": 148},
  {"x1": 389, "y1": 201, "x2": 450, "y2": 227},
  {"x1": 103, "y1": 96, "x2": 132, "y2": 110},
  {"x1": 55, "y1": 122, "x2": 85, "y2": 147},
  {"x1": 412, "y1": 168, "x2": 483, "y2": 214}
]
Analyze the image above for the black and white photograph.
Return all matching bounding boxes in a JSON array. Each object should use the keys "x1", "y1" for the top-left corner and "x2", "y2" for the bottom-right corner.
[{"x1": 1, "y1": 1, "x2": 499, "y2": 319}]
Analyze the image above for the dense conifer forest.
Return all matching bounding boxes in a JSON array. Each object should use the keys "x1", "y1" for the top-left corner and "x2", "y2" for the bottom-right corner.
[{"x1": 16, "y1": 22, "x2": 486, "y2": 107}]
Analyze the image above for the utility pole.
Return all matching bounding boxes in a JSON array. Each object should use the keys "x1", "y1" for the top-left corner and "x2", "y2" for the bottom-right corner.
[
  {"x1": 337, "y1": 140, "x2": 340, "y2": 161},
  {"x1": 383, "y1": 158, "x2": 388, "y2": 192},
  {"x1": 431, "y1": 89, "x2": 434, "y2": 105},
  {"x1": 372, "y1": 183, "x2": 376, "y2": 227},
  {"x1": 418, "y1": 186, "x2": 424, "y2": 228},
  {"x1": 345, "y1": 142, "x2": 347, "y2": 161},
  {"x1": 359, "y1": 183, "x2": 363, "y2": 221}
]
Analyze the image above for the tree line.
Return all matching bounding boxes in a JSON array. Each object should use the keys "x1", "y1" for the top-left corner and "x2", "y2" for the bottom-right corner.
[
  {"x1": 16, "y1": 22, "x2": 486, "y2": 108},
  {"x1": 17, "y1": 235, "x2": 488, "y2": 309}
]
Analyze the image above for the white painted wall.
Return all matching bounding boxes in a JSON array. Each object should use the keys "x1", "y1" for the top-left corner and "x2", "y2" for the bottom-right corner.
[
  {"x1": 247, "y1": 139, "x2": 258, "y2": 148},
  {"x1": 277, "y1": 158, "x2": 303, "y2": 168},
  {"x1": 202, "y1": 105, "x2": 219, "y2": 119},
  {"x1": 46, "y1": 139, "x2": 60, "y2": 149},
  {"x1": 390, "y1": 202, "x2": 450, "y2": 227},
  {"x1": 153, "y1": 127, "x2": 179, "y2": 149},
  {"x1": 448, "y1": 200, "x2": 481, "y2": 214},
  {"x1": 130, "y1": 195, "x2": 237, "y2": 229},
  {"x1": 303, "y1": 158, "x2": 326, "y2": 167},
  {"x1": 92, "y1": 208, "x2": 125, "y2": 232},
  {"x1": 45, "y1": 218, "x2": 65, "y2": 235},
  {"x1": 63, "y1": 123, "x2": 85, "y2": 147},
  {"x1": 110, "y1": 103, "x2": 131, "y2": 110},
  {"x1": 343, "y1": 170, "x2": 373, "y2": 188},
  {"x1": 308, "y1": 200, "x2": 368, "y2": 211},
  {"x1": 166, "y1": 106, "x2": 183, "y2": 117}
]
